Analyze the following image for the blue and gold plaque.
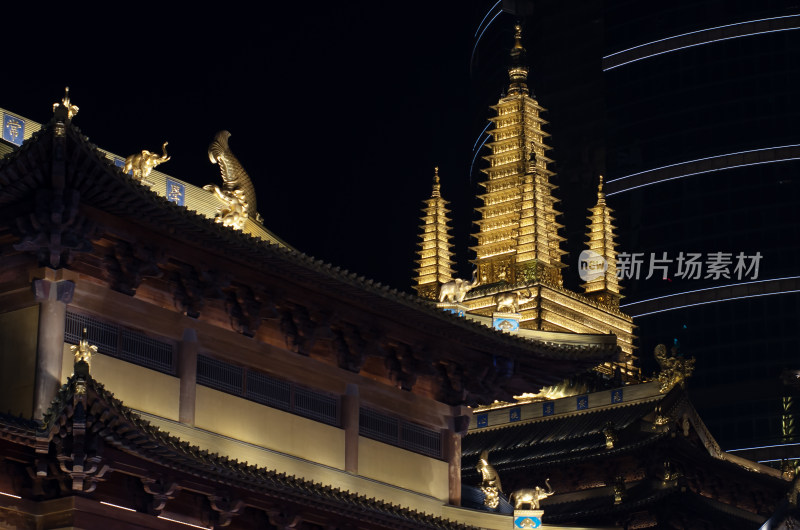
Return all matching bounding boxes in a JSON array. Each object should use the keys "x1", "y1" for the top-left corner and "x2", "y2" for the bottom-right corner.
[
  {"x1": 2, "y1": 114, "x2": 24, "y2": 146},
  {"x1": 476, "y1": 413, "x2": 488, "y2": 428},
  {"x1": 542, "y1": 402, "x2": 554, "y2": 416},
  {"x1": 577, "y1": 395, "x2": 589, "y2": 410},
  {"x1": 166, "y1": 178, "x2": 185, "y2": 206},
  {"x1": 611, "y1": 388, "x2": 623, "y2": 403}
]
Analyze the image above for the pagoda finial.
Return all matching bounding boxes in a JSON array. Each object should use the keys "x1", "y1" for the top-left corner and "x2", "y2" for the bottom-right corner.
[
  {"x1": 507, "y1": 23, "x2": 529, "y2": 96},
  {"x1": 513, "y1": 23, "x2": 524, "y2": 49},
  {"x1": 432, "y1": 166, "x2": 441, "y2": 198},
  {"x1": 52, "y1": 86, "x2": 79, "y2": 121},
  {"x1": 597, "y1": 174, "x2": 606, "y2": 205}
]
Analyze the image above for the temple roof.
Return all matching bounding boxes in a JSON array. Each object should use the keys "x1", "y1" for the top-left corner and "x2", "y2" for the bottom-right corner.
[
  {"x1": 463, "y1": 399, "x2": 665, "y2": 472},
  {"x1": 460, "y1": 385, "x2": 789, "y2": 527},
  {"x1": 541, "y1": 480, "x2": 769, "y2": 529},
  {"x1": 0, "y1": 114, "x2": 620, "y2": 403},
  {"x1": 23, "y1": 372, "x2": 479, "y2": 530}
]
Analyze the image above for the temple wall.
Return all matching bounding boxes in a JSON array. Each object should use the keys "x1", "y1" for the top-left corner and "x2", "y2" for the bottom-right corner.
[
  {"x1": 194, "y1": 386, "x2": 346, "y2": 470},
  {"x1": 0, "y1": 305, "x2": 38, "y2": 417},
  {"x1": 60, "y1": 348, "x2": 181, "y2": 421},
  {"x1": 358, "y1": 436, "x2": 449, "y2": 501}
]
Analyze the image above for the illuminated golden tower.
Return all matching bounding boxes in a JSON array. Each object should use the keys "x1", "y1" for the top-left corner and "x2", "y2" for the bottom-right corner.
[
  {"x1": 471, "y1": 24, "x2": 566, "y2": 286},
  {"x1": 413, "y1": 167, "x2": 455, "y2": 300},
  {"x1": 582, "y1": 175, "x2": 621, "y2": 308}
]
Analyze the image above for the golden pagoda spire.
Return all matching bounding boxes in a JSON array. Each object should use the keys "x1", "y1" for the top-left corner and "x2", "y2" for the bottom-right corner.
[
  {"x1": 471, "y1": 24, "x2": 565, "y2": 286},
  {"x1": 582, "y1": 175, "x2": 621, "y2": 308},
  {"x1": 508, "y1": 23, "x2": 530, "y2": 96},
  {"x1": 413, "y1": 167, "x2": 455, "y2": 300},
  {"x1": 432, "y1": 166, "x2": 441, "y2": 197}
]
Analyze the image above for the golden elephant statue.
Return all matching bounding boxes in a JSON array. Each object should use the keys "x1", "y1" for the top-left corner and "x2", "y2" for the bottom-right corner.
[
  {"x1": 124, "y1": 142, "x2": 170, "y2": 182},
  {"x1": 510, "y1": 478, "x2": 554, "y2": 510}
]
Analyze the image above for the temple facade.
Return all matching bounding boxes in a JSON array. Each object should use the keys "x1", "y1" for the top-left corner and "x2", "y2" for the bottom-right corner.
[{"x1": 0, "y1": 93, "x2": 626, "y2": 529}]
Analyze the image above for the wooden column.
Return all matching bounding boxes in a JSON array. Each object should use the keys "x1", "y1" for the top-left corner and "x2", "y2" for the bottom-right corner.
[
  {"x1": 342, "y1": 383, "x2": 359, "y2": 474},
  {"x1": 446, "y1": 431, "x2": 462, "y2": 506},
  {"x1": 447, "y1": 406, "x2": 471, "y2": 506},
  {"x1": 178, "y1": 328, "x2": 198, "y2": 425},
  {"x1": 32, "y1": 275, "x2": 74, "y2": 419}
]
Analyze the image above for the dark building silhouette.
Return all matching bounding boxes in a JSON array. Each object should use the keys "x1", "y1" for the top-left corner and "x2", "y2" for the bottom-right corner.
[{"x1": 603, "y1": 1, "x2": 800, "y2": 464}]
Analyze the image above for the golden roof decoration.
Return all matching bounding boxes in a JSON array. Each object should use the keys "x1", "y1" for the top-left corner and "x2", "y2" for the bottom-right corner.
[
  {"x1": 70, "y1": 328, "x2": 97, "y2": 375},
  {"x1": 204, "y1": 131, "x2": 261, "y2": 231},
  {"x1": 52, "y1": 86, "x2": 79, "y2": 121},
  {"x1": 123, "y1": 142, "x2": 170, "y2": 185},
  {"x1": 654, "y1": 343, "x2": 695, "y2": 393}
]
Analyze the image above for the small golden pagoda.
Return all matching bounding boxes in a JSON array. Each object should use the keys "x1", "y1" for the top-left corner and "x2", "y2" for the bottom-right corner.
[
  {"x1": 413, "y1": 167, "x2": 456, "y2": 300},
  {"x1": 582, "y1": 175, "x2": 621, "y2": 308}
]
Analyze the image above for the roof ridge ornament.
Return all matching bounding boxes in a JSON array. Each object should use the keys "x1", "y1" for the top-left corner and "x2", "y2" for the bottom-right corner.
[
  {"x1": 204, "y1": 130, "x2": 261, "y2": 231},
  {"x1": 507, "y1": 23, "x2": 530, "y2": 96},
  {"x1": 70, "y1": 327, "x2": 97, "y2": 376},
  {"x1": 477, "y1": 449, "x2": 503, "y2": 509},
  {"x1": 52, "y1": 86, "x2": 79, "y2": 122},
  {"x1": 654, "y1": 343, "x2": 695, "y2": 393}
]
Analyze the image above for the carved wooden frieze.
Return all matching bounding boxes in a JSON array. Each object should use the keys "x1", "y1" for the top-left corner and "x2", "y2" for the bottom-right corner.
[
  {"x1": 266, "y1": 508, "x2": 302, "y2": 530},
  {"x1": 171, "y1": 265, "x2": 206, "y2": 318},
  {"x1": 332, "y1": 323, "x2": 366, "y2": 373},
  {"x1": 225, "y1": 284, "x2": 262, "y2": 337},
  {"x1": 14, "y1": 188, "x2": 95, "y2": 268},
  {"x1": 207, "y1": 493, "x2": 246, "y2": 528},
  {"x1": 105, "y1": 240, "x2": 163, "y2": 295},
  {"x1": 436, "y1": 362, "x2": 466, "y2": 405},
  {"x1": 278, "y1": 304, "x2": 324, "y2": 355},
  {"x1": 385, "y1": 344, "x2": 418, "y2": 391},
  {"x1": 140, "y1": 476, "x2": 179, "y2": 515}
]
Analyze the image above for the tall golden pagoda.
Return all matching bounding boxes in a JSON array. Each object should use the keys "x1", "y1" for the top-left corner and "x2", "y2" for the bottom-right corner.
[
  {"x1": 582, "y1": 175, "x2": 621, "y2": 308},
  {"x1": 471, "y1": 24, "x2": 566, "y2": 287},
  {"x1": 413, "y1": 24, "x2": 639, "y2": 382},
  {"x1": 413, "y1": 167, "x2": 455, "y2": 300}
]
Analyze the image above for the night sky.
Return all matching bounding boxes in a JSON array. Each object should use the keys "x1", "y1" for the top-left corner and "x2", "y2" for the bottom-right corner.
[{"x1": 5, "y1": 3, "x2": 498, "y2": 292}]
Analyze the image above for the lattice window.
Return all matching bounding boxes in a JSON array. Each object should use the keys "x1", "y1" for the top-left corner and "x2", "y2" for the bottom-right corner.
[
  {"x1": 294, "y1": 387, "x2": 339, "y2": 426},
  {"x1": 204, "y1": 360, "x2": 340, "y2": 427},
  {"x1": 400, "y1": 420, "x2": 442, "y2": 458},
  {"x1": 246, "y1": 370, "x2": 291, "y2": 411},
  {"x1": 359, "y1": 407, "x2": 442, "y2": 459},
  {"x1": 64, "y1": 311, "x2": 175, "y2": 375},
  {"x1": 65, "y1": 312, "x2": 119, "y2": 355},
  {"x1": 120, "y1": 329, "x2": 174, "y2": 374},
  {"x1": 359, "y1": 408, "x2": 399, "y2": 446},
  {"x1": 197, "y1": 355, "x2": 243, "y2": 395}
]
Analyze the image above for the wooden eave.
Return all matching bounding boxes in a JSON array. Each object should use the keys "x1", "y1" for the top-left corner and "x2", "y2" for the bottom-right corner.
[{"x1": 14, "y1": 375, "x2": 479, "y2": 530}]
